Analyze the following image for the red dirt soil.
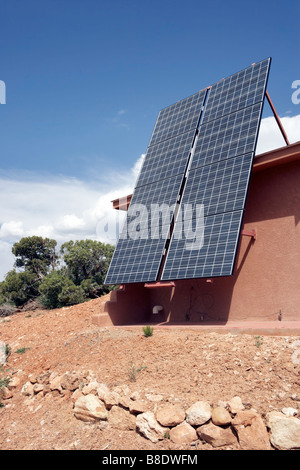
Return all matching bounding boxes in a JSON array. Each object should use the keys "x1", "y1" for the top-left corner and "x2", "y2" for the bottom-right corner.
[{"x1": 0, "y1": 294, "x2": 300, "y2": 450}]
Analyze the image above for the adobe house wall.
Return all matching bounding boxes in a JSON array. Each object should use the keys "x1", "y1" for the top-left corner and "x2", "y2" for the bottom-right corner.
[
  {"x1": 97, "y1": 155, "x2": 300, "y2": 326},
  {"x1": 148, "y1": 159, "x2": 300, "y2": 323}
]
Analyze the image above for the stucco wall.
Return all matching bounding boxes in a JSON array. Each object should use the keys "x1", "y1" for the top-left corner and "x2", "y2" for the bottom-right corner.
[
  {"x1": 148, "y1": 159, "x2": 300, "y2": 322},
  {"x1": 104, "y1": 158, "x2": 300, "y2": 324}
]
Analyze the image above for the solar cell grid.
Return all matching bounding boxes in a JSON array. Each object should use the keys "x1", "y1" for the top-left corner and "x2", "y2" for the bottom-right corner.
[
  {"x1": 105, "y1": 235, "x2": 167, "y2": 284},
  {"x1": 202, "y1": 58, "x2": 270, "y2": 124},
  {"x1": 161, "y1": 211, "x2": 243, "y2": 279},
  {"x1": 105, "y1": 174, "x2": 183, "y2": 284},
  {"x1": 105, "y1": 58, "x2": 271, "y2": 284},
  {"x1": 161, "y1": 58, "x2": 271, "y2": 281},
  {"x1": 190, "y1": 103, "x2": 263, "y2": 170},
  {"x1": 181, "y1": 153, "x2": 253, "y2": 218},
  {"x1": 148, "y1": 89, "x2": 207, "y2": 147},
  {"x1": 135, "y1": 130, "x2": 196, "y2": 188}
]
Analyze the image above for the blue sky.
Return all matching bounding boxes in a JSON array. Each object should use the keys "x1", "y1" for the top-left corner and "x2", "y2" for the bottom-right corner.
[{"x1": 0, "y1": 0, "x2": 300, "y2": 279}]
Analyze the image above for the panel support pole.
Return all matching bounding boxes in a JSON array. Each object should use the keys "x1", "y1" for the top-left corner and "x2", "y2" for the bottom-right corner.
[{"x1": 265, "y1": 91, "x2": 290, "y2": 146}]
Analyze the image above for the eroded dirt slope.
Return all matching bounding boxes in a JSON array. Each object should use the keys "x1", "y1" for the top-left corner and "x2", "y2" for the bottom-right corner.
[{"x1": 0, "y1": 296, "x2": 299, "y2": 450}]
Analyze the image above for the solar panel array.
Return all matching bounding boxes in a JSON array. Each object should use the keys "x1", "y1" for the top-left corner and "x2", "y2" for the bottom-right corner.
[
  {"x1": 105, "y1": 58, "x2": 271, "y2": 284},
  {"x1": 161, "y1": 58, "x2": 271, "y2": 280},
  {"x1": 105, "y1": 89, "x2": 208, "y2": 284}
]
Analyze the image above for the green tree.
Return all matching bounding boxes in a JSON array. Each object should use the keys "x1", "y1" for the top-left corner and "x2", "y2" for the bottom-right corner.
[
  {"x1": 0, "y1": 236, "x2": 114, "y2": 309},
  {"x1": 0, "y1": 270, "x2": 40, "y2": 307},
  {"x1": 12, "y1": 236, "x2": 58, "y2": 279},
  {"x1": 38, "y1": 270, "x2": 85, "y2": 309},
  {"x1": 60, "y1": 240, "x2": 114, "y2": 297}
]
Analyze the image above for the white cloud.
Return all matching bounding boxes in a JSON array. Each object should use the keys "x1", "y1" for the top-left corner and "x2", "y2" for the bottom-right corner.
[
  {"x1": 0, "y1": 157, "x2": 144, "y2": 280},
  {"x1": 0, "y1": 241, "x2": 15, "y2": 279},
  {"x1": 0, "y1": 221, "x2": 24, "y2": 239},
  {"x1": 256, "y1": 113, "x2": 300, "y2": 154}
]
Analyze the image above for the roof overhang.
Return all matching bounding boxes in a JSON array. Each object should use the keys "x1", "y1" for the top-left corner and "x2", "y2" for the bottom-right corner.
[{"x1": 252, "y1": 140, "x2": 300, "y2": 172}]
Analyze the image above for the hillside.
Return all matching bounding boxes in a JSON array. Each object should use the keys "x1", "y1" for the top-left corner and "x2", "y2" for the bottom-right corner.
[{"x1": 0, "y1": 295, "x2": 300, "y2": 451}]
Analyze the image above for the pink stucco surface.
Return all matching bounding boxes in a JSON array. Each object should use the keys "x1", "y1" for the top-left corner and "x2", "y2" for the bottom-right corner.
[{"x1": 101, "y1": 146, "x2": 300, "y2": 327}]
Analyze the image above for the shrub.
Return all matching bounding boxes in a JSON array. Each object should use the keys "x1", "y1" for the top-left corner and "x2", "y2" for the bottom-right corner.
[
  {"x1": 142, "y1": 325, "x2": 154, "y2": 337},
  {"x1": 39, "y1": 271, "x2": 86, "y2": 308},
  {"x1": 57, "y1": 283, "x2": 85, "y2": 306}
]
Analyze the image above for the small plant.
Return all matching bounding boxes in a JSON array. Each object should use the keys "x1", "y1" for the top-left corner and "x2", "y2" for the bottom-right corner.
[
  {"x1": 142, "y1": 325, "x2": 154, "y2": 337},
  {"x1": 128, "y1": 361, "x2": 147, "y2": 382},
  {"x1": 15, "y1": 347, "x2": 30, "y2": 354},
  {"x1": 255, "y1": 335, "x2": 263, "y2": 348},
  {"x1": 5, "y1": 344, "x2": 11, "y2": 358}
]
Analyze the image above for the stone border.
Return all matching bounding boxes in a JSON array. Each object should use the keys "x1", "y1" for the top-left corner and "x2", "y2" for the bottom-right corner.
[{"x1": 2, "y1": 369, "x2": 300, "y2": 450}]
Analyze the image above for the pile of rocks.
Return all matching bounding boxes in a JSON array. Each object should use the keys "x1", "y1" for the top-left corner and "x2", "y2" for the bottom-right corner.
[{"x1": 2, "y1": 369, "x2": 300, "y2": 450}]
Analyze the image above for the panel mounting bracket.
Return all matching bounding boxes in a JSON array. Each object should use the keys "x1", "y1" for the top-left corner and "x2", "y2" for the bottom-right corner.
[
  {"x1": 241, "y1": 229, "x2": 257, "y2": 240},
  {"x1": 265, "y1": 91, "x2": 290, "y2": 146},
  {"x1": 144, "y1": 281, "x2": 176, "y2": 288}
]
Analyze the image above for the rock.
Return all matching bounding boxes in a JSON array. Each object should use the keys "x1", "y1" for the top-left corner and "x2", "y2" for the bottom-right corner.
[
  {"x1": 186, "y1": 401, "x2": 211, "y2": 426},
  {"x1": 22, "y1": 381, "x2": 34, "y2": 397},
  {"x1": 113, "y1": 384, "x2": 131, "y2": 397},
  {"x1": 49, "y1": 374, "x2": 64, "y2": 392},
  {"x1": 0, "y1": 341, "x2": 7, "y2": 365},
  {"x1": 71, "y1": 389, "x2": 83, "y2": 403},
  {"x1": 97, "y1": 383, "x2": 110, "y2": 401},
  {"x1": 33, "y1": 383, "x2": 44, "y2": 394},
  {"x1": 129, "y1": 400, "x2": 147, "y2": 414},
  {"x1": 130, "y1": 391, "x2": 141, "y2": 401},
  {"x1": 82, "y1": 380, "x2": 99, "y2": 395},
  {"x1": 227, "y1": 396, "x2": 244, "y2": 414},
  {"x1": 36, "y1": 372, "x2": 50, "y2": 384},
  {"x1": 48, "y1": 371, "x2": 58, "y2": 382},
  {"x1": 61, "y1": 372, "x2": 82, "y2": 391},
  {"x1": 108, "y1": 405, "x2": 136, "y2": 431},
  {"x1": 74, "y1": 394, "x2": 108, "y2": 422},
  {"x1": 155, "y1": 404, "x2": 186, "y2": 427},
  {"x1": 145, "y1": 393, "x2": 164, "y2": 403},
  {"x1": 136, "y1": 411, "x2": 168, "y2": 443},
  {"x1": 28, "y1": 374, "x2": 38, "y2": 384},
  {"x1": 211, "y1": 406, "x2": 231, "y2": 426},
  {"x1": 8, "y1": 376, "x2": 21, "y2": 389},
  {"x1": 0, "y1": 386, "x2": 13, "y2": 400},
  {"x1": 197, "y1": 422, "x2": 237, "y2": 448},
  {"x1": 281, "y1": 407, "x2": 298, "y2": 417},
  {"x1": 232, "y1": 410, "x2": 271, "y2": 450},
  {"x1": 266, "y1": 411, "x2": 300, "y2": 450},
  {"x1": 169, "y1": 422, "x2": 198, "y2": 445},
  {"x1": 102, "y1": 391, "x2": 120, "y2": 409},
  {"x1": 119, "y1": 395, "x2": 131, "y2": 409}
]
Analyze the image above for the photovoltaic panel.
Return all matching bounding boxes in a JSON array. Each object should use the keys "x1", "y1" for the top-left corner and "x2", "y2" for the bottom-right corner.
[
  {"x1": 126, "y1": 174, "x2": 183, "y2": 229},
  {"x1": 161, "y1": 211, "x2": 244, "y2": 279},
  {"x1": 135, "y1": 129, "x2": 196, "y2": 188},
  {"x1": 201, "y1": 59, "x2": 271, "y2": 124},
  {"x1": 161, "y1": 58, "x2": 271, "y2": 281},
  {"x1": 104, "y1": 175, "x2": 183, "y2": 284},
  {"x1": 148, "y1": 89, "x2": 208, "y2": 147},
  {"x1": 106, "y1": 58, "x2": 271, "y2": 285},
  {"x1": 105, "y1": 90, "x2": 208, "y2": 284},
  {"x1": 190, "y1": 103, "x2": 263, "y2": 170},
  {"x1": 104, "y1": 225, "x2": 167, "y2": 284},
  {"x1": 181, "y1": 153, "x2": 254, "y2": 219}
]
